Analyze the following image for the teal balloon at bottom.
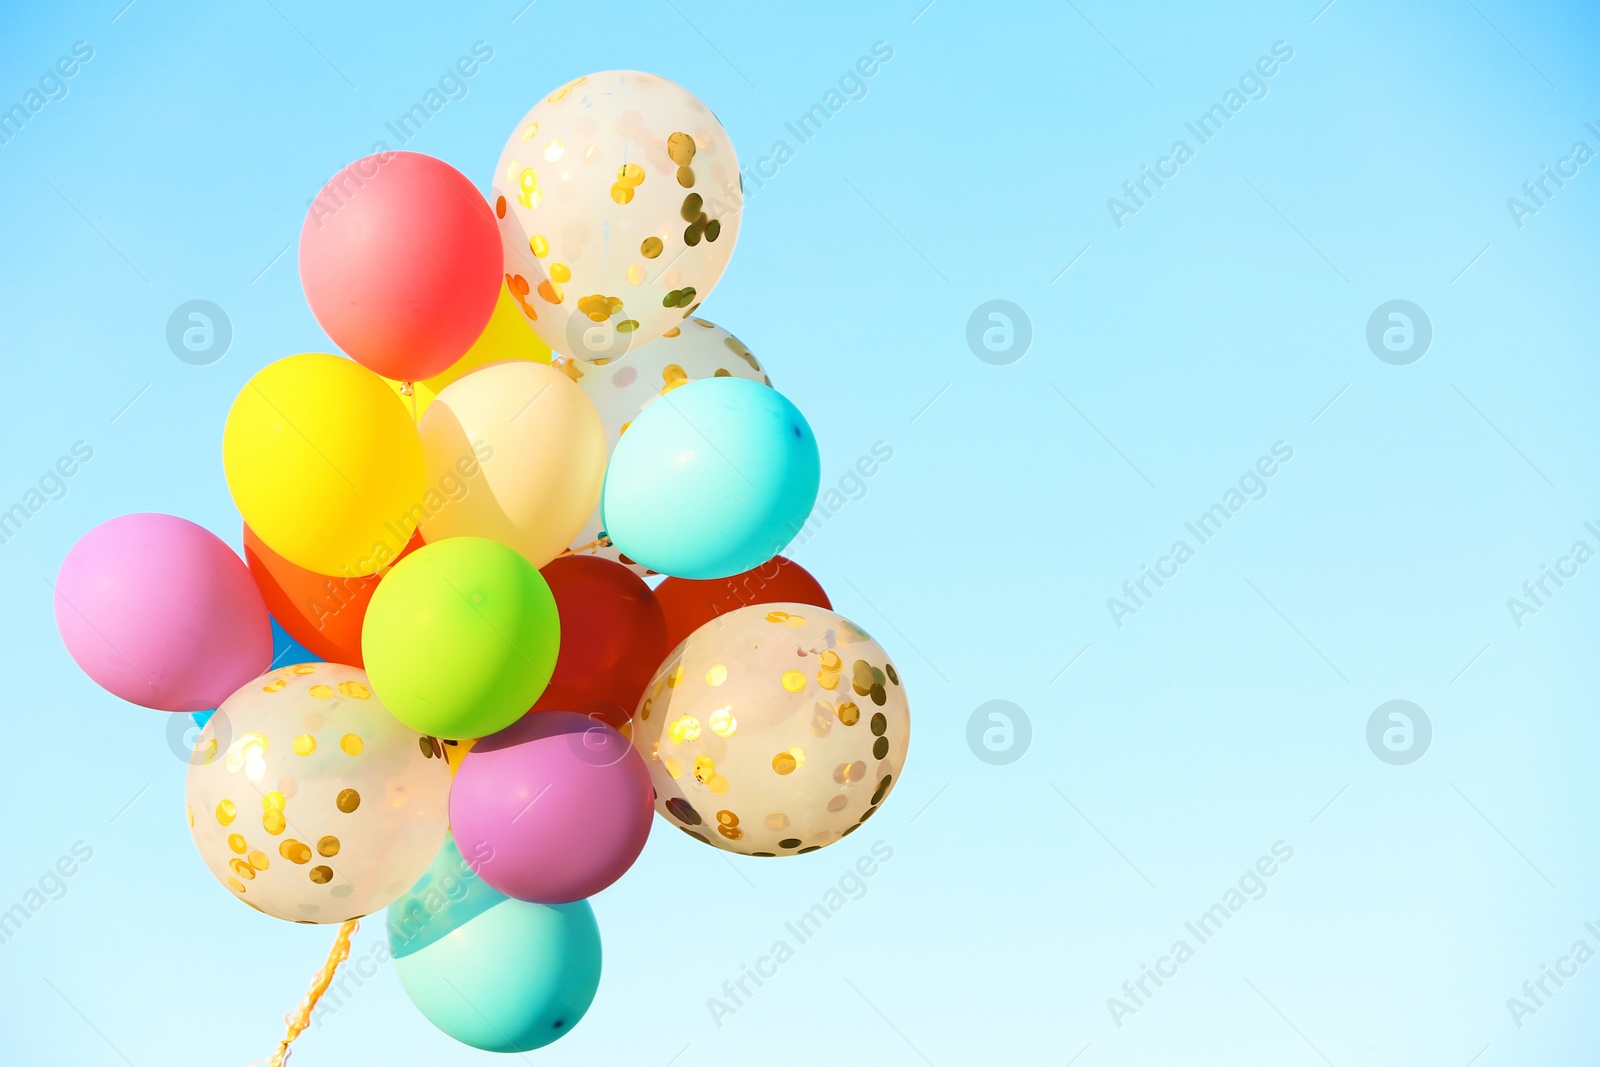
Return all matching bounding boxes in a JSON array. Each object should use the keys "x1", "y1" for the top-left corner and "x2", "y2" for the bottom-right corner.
[{"x1": 390, "y1": 878, "x2": 602, "y2": 1052}]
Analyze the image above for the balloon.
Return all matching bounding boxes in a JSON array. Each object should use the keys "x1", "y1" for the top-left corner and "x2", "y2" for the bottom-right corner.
[
  {"x1": 385, "y1": 281, "x2": 553, "y2": 421},
  {"x1": 450, "y1": 712, "x2": 652, "y2": 903},
  {"x1": 190, "y1": 617, "x2": 326, "y2": 727},
  {"x1": 363, "y1": 537, "x2": 559, "y2": 739},
  {"x1": 601, "y1": 377, "x2": 820, "y2": 579},
  {"x1": 417, "y1": 361, "x2": 605, "y2": 568},
  {"x1": 493, "y1": 71, "x2": 743, "y2": 362},
  {"x1": 630, "y1": 603, "x2": 910, "y2": 856},
  {"x1": 300, "y1": 151, "x2": 501, "y2": 382},
  {"x1": 184, "y1": 662, "x2": 451, "y2": 922},
  {"x1": 655, "y1": 556, "x2": 831, "y2": 649},
  {"x1": 562, "y1": 317, "x2": 771, "y2": 572},
  {"x1": 54, "y1": 513, "x2": 271, "y2": 713},
  {"x1": 243, "y1": 523, "x2": 421, "y2": 667},
  {"x1": 530, "y1": 557, "x2": 669, "y2": 730},
  {"x1": 391, "y1": 835, "x2": 601, "y2": 1052},
  {"x1": 224, "y1": 353, "x2": 424, "y2": 577}
]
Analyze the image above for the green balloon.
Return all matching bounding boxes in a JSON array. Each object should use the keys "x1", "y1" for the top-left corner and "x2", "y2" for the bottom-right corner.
[
  {"x1": 391, "y1": 869, "x2": 601, "y2": 1052},
  {"x1": 363, "y1": 536, "x2": 558, "y2": 739}
]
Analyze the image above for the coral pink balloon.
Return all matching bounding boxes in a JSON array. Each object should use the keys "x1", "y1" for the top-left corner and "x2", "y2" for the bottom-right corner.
[
  {"x1": 450, "y1": 712, "x2": 653, "y2": 904},
  {"x1": 54, "y1": 514, "x2": 272, "y2": 713},
  {"x1": 299, "y1": 151, "x2": 501, "y2": 382}
]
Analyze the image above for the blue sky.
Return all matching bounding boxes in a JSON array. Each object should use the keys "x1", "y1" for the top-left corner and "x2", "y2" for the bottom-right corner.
[{"x1": 4, "y1": 0, "x2": 1600, "y2": 1064}]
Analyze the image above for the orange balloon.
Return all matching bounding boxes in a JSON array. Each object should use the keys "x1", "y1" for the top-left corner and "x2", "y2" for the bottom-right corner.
[
  {"x1": 243, "y1": 524, "x2": 421, "y2": 667},
  {"x1": 653, "y1": 556, "x2": 830, "y2": 650}
]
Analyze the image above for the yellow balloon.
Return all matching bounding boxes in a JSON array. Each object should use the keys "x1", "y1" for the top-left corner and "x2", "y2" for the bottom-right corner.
[
  {"x1": 224, "y1": 353, "x2": 424, "y2": 577},
  {"x1": 417, "y1": 361, "x2": 605, "y2": 568},
  {"x1": 386, "y1": 282, "x2": 552, "y2": 421}
]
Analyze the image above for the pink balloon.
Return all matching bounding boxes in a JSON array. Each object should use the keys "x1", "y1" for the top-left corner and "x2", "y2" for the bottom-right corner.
[
  {"x1": 451, "y1": 712, "x2": 654, "y2": 904},
  {"x1": 54, "y1": 514, "x2": 272, "y2": 713},
  {"x1": 299, "y1": 151, "x2": 501, "y2": 382}
]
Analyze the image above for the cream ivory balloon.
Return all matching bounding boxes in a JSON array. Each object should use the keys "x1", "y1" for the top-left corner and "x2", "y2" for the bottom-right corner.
[
  {"x1": 629, "y1": 603, "x2": 910, "y2": 856},
  {"x1": 493, "y1": 70, "x2": 743, "y2": 363},
  {"x1": 561, "y1": 317, "x2": 772, "y2": 570},
  {"x1": 418, "y1": 361, "x2": 606, "y2": 568},
  {"x1": 185, "y1": 662, "x2": 452, "y2": 923}
]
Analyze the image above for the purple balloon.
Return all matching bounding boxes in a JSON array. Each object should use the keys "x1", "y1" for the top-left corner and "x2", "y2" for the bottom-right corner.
[
  {"x1": 451, "y1": 712, "x2": 654, "y2": 904},
  {"x1": 54, "y1": 513, "x2": 272, "y2": 713}
]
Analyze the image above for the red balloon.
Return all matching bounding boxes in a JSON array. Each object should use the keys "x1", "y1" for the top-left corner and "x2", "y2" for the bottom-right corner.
[
  {"x1": 654, "y1": 556, "x2": 831, "y2": 649},
  {"x1": 299, "y1": 151, "x2": 501, "y2": 381},
  {"x1": 243, "y1": 524, "x2": 421, "y2": 667},
  {"x1": 531, "y1": 556, "x2": 669, "y2": 730}
]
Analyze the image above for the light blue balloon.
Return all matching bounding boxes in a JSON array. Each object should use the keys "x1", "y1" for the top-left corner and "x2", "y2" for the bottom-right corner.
[
  {"x1": 601, "y1": 377, "x2": 820, "y2": 579},
  {"x1": 389, "y1": 834, "x2": 602, "y2": 1052}
]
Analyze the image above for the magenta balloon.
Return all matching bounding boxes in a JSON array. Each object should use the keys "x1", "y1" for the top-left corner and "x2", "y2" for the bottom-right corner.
[
  {"x1": 54, "y1": 513, "x2": 272, "y2": 713},
  {"x1": 450, "y1": 712, "x2": 654, "y2": 904}
]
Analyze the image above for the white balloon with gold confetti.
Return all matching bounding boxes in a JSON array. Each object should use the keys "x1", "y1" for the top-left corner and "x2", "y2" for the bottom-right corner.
[
  {"x1": 493, "y1": 70, "x2": 743, "y2": 364},
  {"x1": 629, "y1": 603, "x2": 910, "y2": 856},
  {"x1": 561, "y1": 317, "x2": 771, "y2": 572},
  {"x1": 185, "y1": 662, "x2": 452, "y2": 923}
]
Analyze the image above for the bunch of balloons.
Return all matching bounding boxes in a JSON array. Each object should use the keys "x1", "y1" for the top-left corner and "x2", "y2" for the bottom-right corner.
[{"x1": 53, "y1": 70, "x2": 911, "y2": 1057}]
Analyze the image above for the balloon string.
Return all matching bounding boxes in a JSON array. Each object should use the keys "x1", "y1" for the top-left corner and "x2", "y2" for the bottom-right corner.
[
  {"x1": 560, "y1": 534, "x2": 613, "y2": 557},
  {"x1": 259, "y1": 919, "x2": 358, "y2": 1067}
]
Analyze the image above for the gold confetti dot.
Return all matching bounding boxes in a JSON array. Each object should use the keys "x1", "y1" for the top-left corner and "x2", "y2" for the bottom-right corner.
[
  {"x1": 610, "y1": 183, "x2": 634, "y2": 205},
  {"x1": 677, "y1": 166, "x2": 695, "y2": 188},
  {"x1": 544, "y1": 140, "x2": 564, "y2": 161},
  {"x1": 709, "y1": 706, "x2": 737, "y2": 737},
  {"x1": 538, "y1": 279, "x2": 564, "y2": 304},
  {"x1": 228, "y1": 833, "x2": 247, "y2": 854},
  {"x1": 292, "y1": 734, "x2": 316, "y2": 756},
  {"x1": 717, "y1": 823, "x2": 742, "y2": 840},
  {"x1": 186, "y1": 804, "x2": 194, "y2": 828},
  {"x1": 317, "y1": 836, "x2": 341, "y2": 857},
  {"x1": 229, "y1": 858, "x2": 256, "y2": 881},
  {"x1": 772, "y1": 751, "x2": 797, "y2": 775},
  {"x1": 617, "y1": 162, "x2": 645, "y2": 187},
  {"x1": 707, "y1": 774, "x2": 729, "y2": 795},
  {"x1": 216, "y1": 799, "x2": 236, "y2": 826},
  {"x1": 641, "y1": 236, "x2": 663, "y2": 259},
  {"x1": 781, "y1": 670, "x2": 806, "y2": 693},
  {"x1": 263, "y1": 678, "x2": 286, "y2": 693},
  {"x1": 765, "y1": 812, "x2": 790, "y2": 830},
  {"x1": 705, "y1": 219, "x2": 721, "y2": 242},
  {"x1": 195, "y1": 738, "x2": 217, "y2": 764},
  {"x1": 838, "y1": 702, "x2": 860, "y2": 726},
  {"x1": 667, "y1": 131, "x2": 697, "y2": 166},
  {"x1": 716, "y1": 809, "x2": 739, "y2": 827},
  {"x1": 336, "y1": 789, "x2": 361, "y2": 813},
  {"x1": 706, "y1": 664, "x2": 728, "y2": 687},
  {"x1": 663, "y1": 756, "x2": 683, "y2": 779},
  {"x1": 667, "y1": 666, "x2": 685, "y2": 688},
  {"x1": 340, "y1": 735, "x2": 363, "y2": 756},
  {"x1": 885, "y1": 663, "x2": 900, "y2": 685},
  {"x1": 263, "y1": 809, "x2": 286, "y2": 835},
  {"x1": 280, "y1": 839, "x2": 312, "y2": 864},
  {"x1": 668, "y1": 715, "x2": 702, "y2": 744},
  {"x1": 530, "y1": 234, "x2": 550, "y2": 257},
  {"x1": 617, "y1": 318, "x2": 639, "y2": 332},
  {"x1": 309, "y1": 866, "x2": 333, "y2": 885},
  {"x1": 264, "y1": 792, "x2": 286, "y2": 811},
  {"x1": 870, "y1": 713, "x2": 887, "y2": 737},
  {"x1": 693, "y1": 755, "x2": 716, "y2": 782},
  {"x1": 226, "y1": 876, "x2": 246, "y2": 894},
  {"x1": 247, "y1": 850, "x2": 269, "y2": 871},
  {"x1": 338, "y1": 680, "x2": 370, "y2": 699},
  {"x1": 308, "y1": 684, "x2": 333, "y2": 699},
  {"x1": 641, "y1": 698, "x2": 652, "y2": 721},
  {"x1": 820, "y1": 651, "x2": 842, "y2": 671},
  {"x1": 680, "y1": 194, "x2": 704, "y2": 222},
  {"x1": 292, "y1": 665, "x2": 315, "y2": 675},
  {"x1": 550, "y1": 262, "x2": 572, "y2": 283},
  {"x1": 874, "y1": 737, "x2": 890, "y2": 760}
]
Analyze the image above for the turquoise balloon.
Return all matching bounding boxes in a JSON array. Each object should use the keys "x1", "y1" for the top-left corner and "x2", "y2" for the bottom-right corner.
[
  {"x1": 389, "y1": 834, "x2": 602, "y2": 1052},
  {"x1": 600, "y1": 377, "x2": 820, "y2": 579}
]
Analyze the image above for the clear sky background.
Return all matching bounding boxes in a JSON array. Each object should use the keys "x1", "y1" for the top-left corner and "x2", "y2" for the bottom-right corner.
[{"x1": 4, "y1": 0, "x2": 1600, "y2": 1064}]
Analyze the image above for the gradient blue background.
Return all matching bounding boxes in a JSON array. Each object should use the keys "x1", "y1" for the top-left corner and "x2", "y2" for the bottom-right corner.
[{"x1": 3, "y1": 0, "x2": 1599, "y2": 1063}]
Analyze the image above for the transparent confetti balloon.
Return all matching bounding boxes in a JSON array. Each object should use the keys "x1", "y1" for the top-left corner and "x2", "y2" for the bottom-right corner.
[
  {"x1": 630, "y1": 603, "x2": 910, "y2": 856},
  {"x1": 493, "y1": 71, "x2": 743, "y2": 363},
  {"x1": 185, "y1": 662, "x2": 452, "y2": 923},
  {"x1": 562, "y1": 317, "x2": 771, "y2": 572}
]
